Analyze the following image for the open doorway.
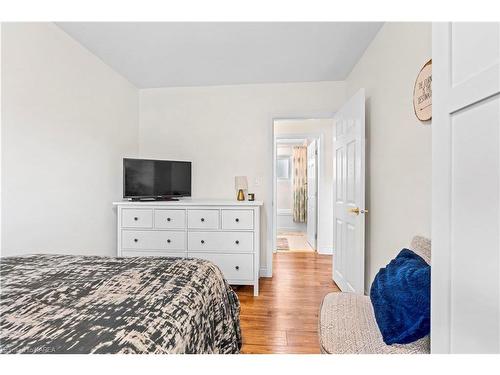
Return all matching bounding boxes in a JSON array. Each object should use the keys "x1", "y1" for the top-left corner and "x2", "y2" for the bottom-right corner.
[
  {"x1": 272, "y1": 118, "x2": 335, "y2": 256},
  {"x1": 275, "y1": 137, "x2": 317, "y2": 252}
]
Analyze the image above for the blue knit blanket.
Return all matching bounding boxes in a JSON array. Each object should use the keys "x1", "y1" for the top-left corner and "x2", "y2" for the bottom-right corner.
[{"x1": 370, "y1": 249, "x2": 430, "y2": 345}]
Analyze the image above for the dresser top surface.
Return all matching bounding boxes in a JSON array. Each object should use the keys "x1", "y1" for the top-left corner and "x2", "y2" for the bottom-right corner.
[{"x1": 113, "y1": 199, "x2": 263, "y2": 207}]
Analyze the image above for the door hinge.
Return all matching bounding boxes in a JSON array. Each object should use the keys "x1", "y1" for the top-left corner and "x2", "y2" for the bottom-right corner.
[{"x1": 315, "y1": 233, "x2": 318, "y2": 240}]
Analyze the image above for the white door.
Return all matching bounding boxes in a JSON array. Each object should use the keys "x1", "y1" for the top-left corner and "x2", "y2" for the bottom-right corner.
[
  {"x1": 332, "y1": 89, "x2": 366, "y2": 294},
  {"x1": 307, "y1": 140, "x2": 317, "y2": 249},
  {"x1": 432, "y1": 23, "x2": 500, "y2": 353}
]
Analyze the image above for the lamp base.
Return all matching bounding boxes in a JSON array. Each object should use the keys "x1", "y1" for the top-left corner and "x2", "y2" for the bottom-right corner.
[{"x1": 237, "y1": 189, "x2": 245, "y2": 201}]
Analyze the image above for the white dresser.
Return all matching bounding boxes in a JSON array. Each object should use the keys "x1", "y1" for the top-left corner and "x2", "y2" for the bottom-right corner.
[{"x1": 113, "y1": 200, "x2": 262, "y2": 295}]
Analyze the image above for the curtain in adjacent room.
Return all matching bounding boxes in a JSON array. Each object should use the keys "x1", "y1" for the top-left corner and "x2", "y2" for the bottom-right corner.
[{"x1": 292, "y1": 146, "x2": 307, "y2": 223}]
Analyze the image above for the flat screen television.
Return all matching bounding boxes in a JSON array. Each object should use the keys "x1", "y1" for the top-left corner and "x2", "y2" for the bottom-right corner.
[{"x1": 123, "y1": 158, "x2": 191, "y2": 201}]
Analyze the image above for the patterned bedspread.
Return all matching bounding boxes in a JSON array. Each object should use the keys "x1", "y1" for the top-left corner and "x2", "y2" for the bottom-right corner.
[{"x1": 0, "y1": 254, "x2": 241, "y2": 354}]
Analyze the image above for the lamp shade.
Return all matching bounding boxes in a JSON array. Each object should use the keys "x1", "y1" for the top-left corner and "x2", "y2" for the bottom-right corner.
[{"x1": 235, "y1": 176, "x2": 248, "y2": 190}]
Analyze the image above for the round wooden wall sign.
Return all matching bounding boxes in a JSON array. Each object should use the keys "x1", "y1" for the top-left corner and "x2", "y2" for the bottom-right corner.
[{"x1": 413, "y1": 59, "x2": 432, "y2": 122}]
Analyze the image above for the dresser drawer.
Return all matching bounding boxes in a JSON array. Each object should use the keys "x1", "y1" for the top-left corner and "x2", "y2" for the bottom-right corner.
[
  {"x1": 187, "y1": 209, "x2": 220, "y2": 229},
  {"x1": 221, "y1": 210, "x2": 254, "y2": 230},
  {"x1": 154, "y1": 209, "x2": 186, "y2": 229},
  {"x1": 121, "y1": 250, "x2": 186, "y2": 258},
  {"x1": 122, "y1": 209, "x2": 153, "y2": 228},
  {"x1": 122, "y1": 230, "x2": 186, "y2": 250},
  {"x1": 188, "y1": 231, "x2": 253, "y2": 253},
  {"x1": 191, "y1": 253, "x2": 254, "y2": 281}
]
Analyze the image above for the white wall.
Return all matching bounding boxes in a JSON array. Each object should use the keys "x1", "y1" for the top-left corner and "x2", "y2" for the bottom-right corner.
[
  {"x1": 1, "y1": 23, "x2": 139, "y2": 256},
  {"x1": 274, "y1": 119, "x2": 334, "y2": 254},
  {"x1": 139, "y1": 82, "x2": 346, "y2": 275},
  {"x1": 346, "y1": 22, "x2": 432, "y2": 293}
]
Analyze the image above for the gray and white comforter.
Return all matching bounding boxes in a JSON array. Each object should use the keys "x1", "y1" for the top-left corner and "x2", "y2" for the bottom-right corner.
[{"x1": 0, "y1": 254, "x2": 241, "y2": 354}]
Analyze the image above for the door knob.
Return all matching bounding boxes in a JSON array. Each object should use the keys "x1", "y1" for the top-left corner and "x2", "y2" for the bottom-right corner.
[{"x1": 348, "y1": 207, "x2": 368, "y2": 215}]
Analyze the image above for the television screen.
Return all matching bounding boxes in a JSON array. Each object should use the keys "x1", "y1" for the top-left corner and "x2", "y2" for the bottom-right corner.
[{"x1": 123, "y1": 158, "x2": 191, "y2": 199}]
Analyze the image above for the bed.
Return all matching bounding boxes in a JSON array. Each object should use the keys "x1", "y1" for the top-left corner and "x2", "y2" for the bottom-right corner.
[{"x1": 0, "y1": 254, "x2": 241, "y2": 354}]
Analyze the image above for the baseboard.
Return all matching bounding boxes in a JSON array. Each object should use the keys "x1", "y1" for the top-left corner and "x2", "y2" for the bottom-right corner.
[
  {"x1": 317, "y1": 246, "x2": 333, "y2": 255},
  {"x1": 259, "y1": 268, "x2": 272, "y2": 278}
]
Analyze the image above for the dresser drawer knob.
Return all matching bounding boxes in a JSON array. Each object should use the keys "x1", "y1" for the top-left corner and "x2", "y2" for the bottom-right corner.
[
  {"x1": 134, "y1": 217, "x2": 138, "y2": 221},
  {"x1": 134, "y1": 238, "x2": 138, "y2": 242},
  {"x1": 235, "y1": 240, "x2": 240, "y2": 245},
  {"x1": 167, "y1": 218, "x2": 171, "y2": 222},
  {"x1": 235, "y1": 218, "x2": 239, "y2": 222},
  {"x1": 201, "y1": 218, "x2": 205, "y2": 222},
  {"x1": 235, "y1": 266, "x2": 240, "y2": 270},
  {"x1": 167, "y1": 239, "x2": 171, "y2": 243},
  {"x1": 201, "y1": 240, "x2": 205, "y2": 244}
]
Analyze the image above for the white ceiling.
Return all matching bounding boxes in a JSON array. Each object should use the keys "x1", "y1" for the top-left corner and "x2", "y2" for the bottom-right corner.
[{"x1": 57, "y1": 22, "x2": 383, "y2": 89}]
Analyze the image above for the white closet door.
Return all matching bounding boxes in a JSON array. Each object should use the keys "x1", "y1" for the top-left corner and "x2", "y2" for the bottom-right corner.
[{"x1": 432, "y1": 22, "x2": 500, "y2": 353}]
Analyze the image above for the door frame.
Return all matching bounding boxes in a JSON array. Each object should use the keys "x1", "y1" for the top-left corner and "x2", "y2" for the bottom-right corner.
[
  {"x1": 263, "y1": 113, "x2": 334, "y2": 278},
  {"x1": 267, "y1": 119, "x2": 334, "y2": 262},
  {"x1": 306, "y1": 139, "x2": 319, "y2": 250}
]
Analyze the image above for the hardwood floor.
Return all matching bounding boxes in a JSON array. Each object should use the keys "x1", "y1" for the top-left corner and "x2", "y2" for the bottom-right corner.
[{"x1": 234, "y1": 251, "x2": 340, "y2": 354}]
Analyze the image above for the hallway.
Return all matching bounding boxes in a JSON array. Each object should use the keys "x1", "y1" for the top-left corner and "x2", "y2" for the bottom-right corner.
[{"x1": 276, "y1": 231, "x2": 314, "y2": 252}]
